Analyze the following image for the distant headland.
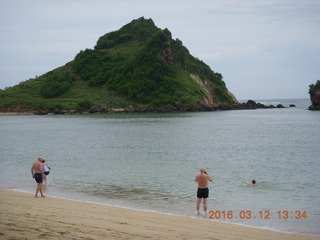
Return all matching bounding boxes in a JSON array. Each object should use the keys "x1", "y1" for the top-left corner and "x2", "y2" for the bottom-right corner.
[
  {"x1": 308, "y1": 80, "x2": 320, "y2": 110},
  {"x1": 0, "y1": 17, "x2": 310, "y2": 114}
]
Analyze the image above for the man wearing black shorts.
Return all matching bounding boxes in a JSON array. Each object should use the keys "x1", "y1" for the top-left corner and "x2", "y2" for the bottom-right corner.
[
  {"x1": 195, "y1": 168, "x2": 213, "y2": 216},
  {"x1": 31, "y1": 157, "x2": 45, "y2": 198}
]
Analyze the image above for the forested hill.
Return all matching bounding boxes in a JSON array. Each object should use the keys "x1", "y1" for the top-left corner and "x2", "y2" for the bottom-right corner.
[{"x1": 0, "y1": 17, "x2": 237, "y2": 113}]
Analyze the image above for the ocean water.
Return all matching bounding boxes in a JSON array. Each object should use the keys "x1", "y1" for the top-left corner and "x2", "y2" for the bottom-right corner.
[{"x1": 0, "y1": 98, "x2": 319, "y2": 235}]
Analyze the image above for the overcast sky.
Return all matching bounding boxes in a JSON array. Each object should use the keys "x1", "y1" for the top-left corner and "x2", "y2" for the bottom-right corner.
[{"x1": 0, "y1": 0, "x2": 319, "y2": 100}]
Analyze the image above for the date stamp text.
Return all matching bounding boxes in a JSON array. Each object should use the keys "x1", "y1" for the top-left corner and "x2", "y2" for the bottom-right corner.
[{"x1": 208, "y1": 210, "x2": 307, "y2": 220}]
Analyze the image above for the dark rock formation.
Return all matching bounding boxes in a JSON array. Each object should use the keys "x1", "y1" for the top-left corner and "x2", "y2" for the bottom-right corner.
[
  {"x1": 309, "y1": 89, "x2": 320, "y2": 110},
  {"x1": 33, "y1": 100, "x2": 287, "y2": 115},
  {"x1": 308, "y1": 80, "x2": 320, "y2": 110}
]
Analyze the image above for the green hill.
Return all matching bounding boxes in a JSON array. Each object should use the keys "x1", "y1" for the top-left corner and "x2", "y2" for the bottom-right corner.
[{"x1": 0, "y1": 17, "x2": 237, "y2": 113}]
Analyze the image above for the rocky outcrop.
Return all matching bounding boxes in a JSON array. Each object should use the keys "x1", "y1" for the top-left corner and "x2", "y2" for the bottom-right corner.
[
  {"x1": 308, "y1": 80, "x2": 320, "y2": 110},
  {"x1": 309, "y1": 89, "x2": 320, "y2": 110},
  {"x1": 33, "y1": 100, "x2": 286, "y2": 115},
  {"x1": 161, "y1": 47, "x2": 179, "y2": 65}
]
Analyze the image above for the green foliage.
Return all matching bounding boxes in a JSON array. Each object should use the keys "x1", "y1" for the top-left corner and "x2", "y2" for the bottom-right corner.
[
  {"x1": 73, "y1": 28, "x2": 180, "y2": 105},
  {"x1": 73, "y1": 49, "x2": 111, "y2": 86},
  {"x1": 72, "y1": 17, "x2": 234, "y2": 106},
  {"x1": 40, "y1": 70, "x2": 74, "y2": 98},
  {"x1": 95, "y1": 17, "x2": 159, "y2": 50},
  {"x1": 309, "y1": 80, "x2": 320, "y2": 95},
  {"x1": 71, "y1": 17, "x2": 235, "y2": 105},
  {"x1": 76, "y1": 100, "x2": 94, "y2": 112},
  {"x1": 122, "y1": 31, "x2": 175, "y2": 103},
  {"x1": 37, "y1": 102, "x2": 65, "y2": 111},
  {"x1": 0, "y1": 17, "x2": 235, "y2": 112},
  {"x1": 213, "y1": 85, "x2": 232, "y2": 103}
]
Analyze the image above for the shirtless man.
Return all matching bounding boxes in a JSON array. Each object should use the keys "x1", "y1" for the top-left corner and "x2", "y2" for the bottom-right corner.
[
  {"x1": 195, "y1": 168, "x2": 213, "y2": 216},
  {"x1": 31, "y1": 157, "x2": 45, "y2": 198}
]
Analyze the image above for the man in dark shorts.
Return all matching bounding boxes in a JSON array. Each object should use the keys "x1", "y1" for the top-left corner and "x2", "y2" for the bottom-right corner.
[
  {"x1": 195, "y1": 168, "x2": 213, "y2": 216},
  {"x1": 31, "y1": 157, "x2": 45, "y2": 198}
]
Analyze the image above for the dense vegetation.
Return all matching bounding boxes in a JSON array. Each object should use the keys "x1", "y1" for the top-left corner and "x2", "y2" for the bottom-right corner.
[
  {"x1": 308, "y1": 80, "x2": 320, "y2": 109},
  {"x1": 40, "y1": 70, "x2": 75, "y2": 98},
  {"x1": 308, "y1": 80, "x2": 320, "y2": 96},
  {"x1": 0, "y1": 17, "x2": 235, "y2": 112}
]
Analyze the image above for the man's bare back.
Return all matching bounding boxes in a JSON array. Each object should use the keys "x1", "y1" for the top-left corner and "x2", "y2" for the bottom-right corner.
[
  {"x1": 31, "y1": 160, "x2": 43, "y2": 174},
  {"x1": 195, "y1": 169, "x2": 213, "y2": 188},
  {"x1": 195, "y1": 168, "x2": 213, "y2": 215}
]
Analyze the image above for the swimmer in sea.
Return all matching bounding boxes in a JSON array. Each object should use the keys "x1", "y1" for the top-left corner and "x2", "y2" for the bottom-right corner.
[{"x1": 243, "y1": 180, "x2": 256, "y2": 186}]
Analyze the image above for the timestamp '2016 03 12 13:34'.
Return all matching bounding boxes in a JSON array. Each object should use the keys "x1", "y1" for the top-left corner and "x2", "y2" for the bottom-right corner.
[{"x1": 208, "y1": 210, "x2": 307, "y2": 220}]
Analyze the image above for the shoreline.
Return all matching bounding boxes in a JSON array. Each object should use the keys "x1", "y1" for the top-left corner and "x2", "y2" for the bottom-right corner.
[
  {"x1": 1, "y1": 189, "x2": 319, "y2": 240},
  {"x1": 0, "y1": 111, "x2": 34, "y2": 115},
  {"x1": 0, "y1": 100, "x2": 289, "y2": 115},
  {"x1": 8, "y1": 189, "x2": 316, "y2": 237}
]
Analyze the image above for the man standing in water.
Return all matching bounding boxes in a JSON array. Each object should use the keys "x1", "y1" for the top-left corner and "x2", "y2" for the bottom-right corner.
[
  {"x1": 195, "y1": 168, "x2": 213, "y2": 216},
  {"x1": 31, "y1": 157, "x2": 45, "y2": 198}
]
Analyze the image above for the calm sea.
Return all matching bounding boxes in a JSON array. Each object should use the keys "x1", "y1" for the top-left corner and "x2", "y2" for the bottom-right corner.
[{"x1": 0, "y1": 98, "x2": 319, "y2": 235}]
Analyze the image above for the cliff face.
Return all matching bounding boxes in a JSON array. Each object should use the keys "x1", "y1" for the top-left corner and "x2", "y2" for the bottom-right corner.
[{"x1": 189, "y1": 73, "x2": 215, "y2": 106}]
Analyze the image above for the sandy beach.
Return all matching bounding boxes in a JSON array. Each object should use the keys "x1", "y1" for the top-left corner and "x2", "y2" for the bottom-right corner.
[{"x1": 0, "y1": 189, "x2": 319, "y2": 240}]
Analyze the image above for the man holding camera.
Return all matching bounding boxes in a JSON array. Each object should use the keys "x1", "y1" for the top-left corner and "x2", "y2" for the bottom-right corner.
[{"x1": 195, "y1": 168, "x2": 213, "y2": 216}]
